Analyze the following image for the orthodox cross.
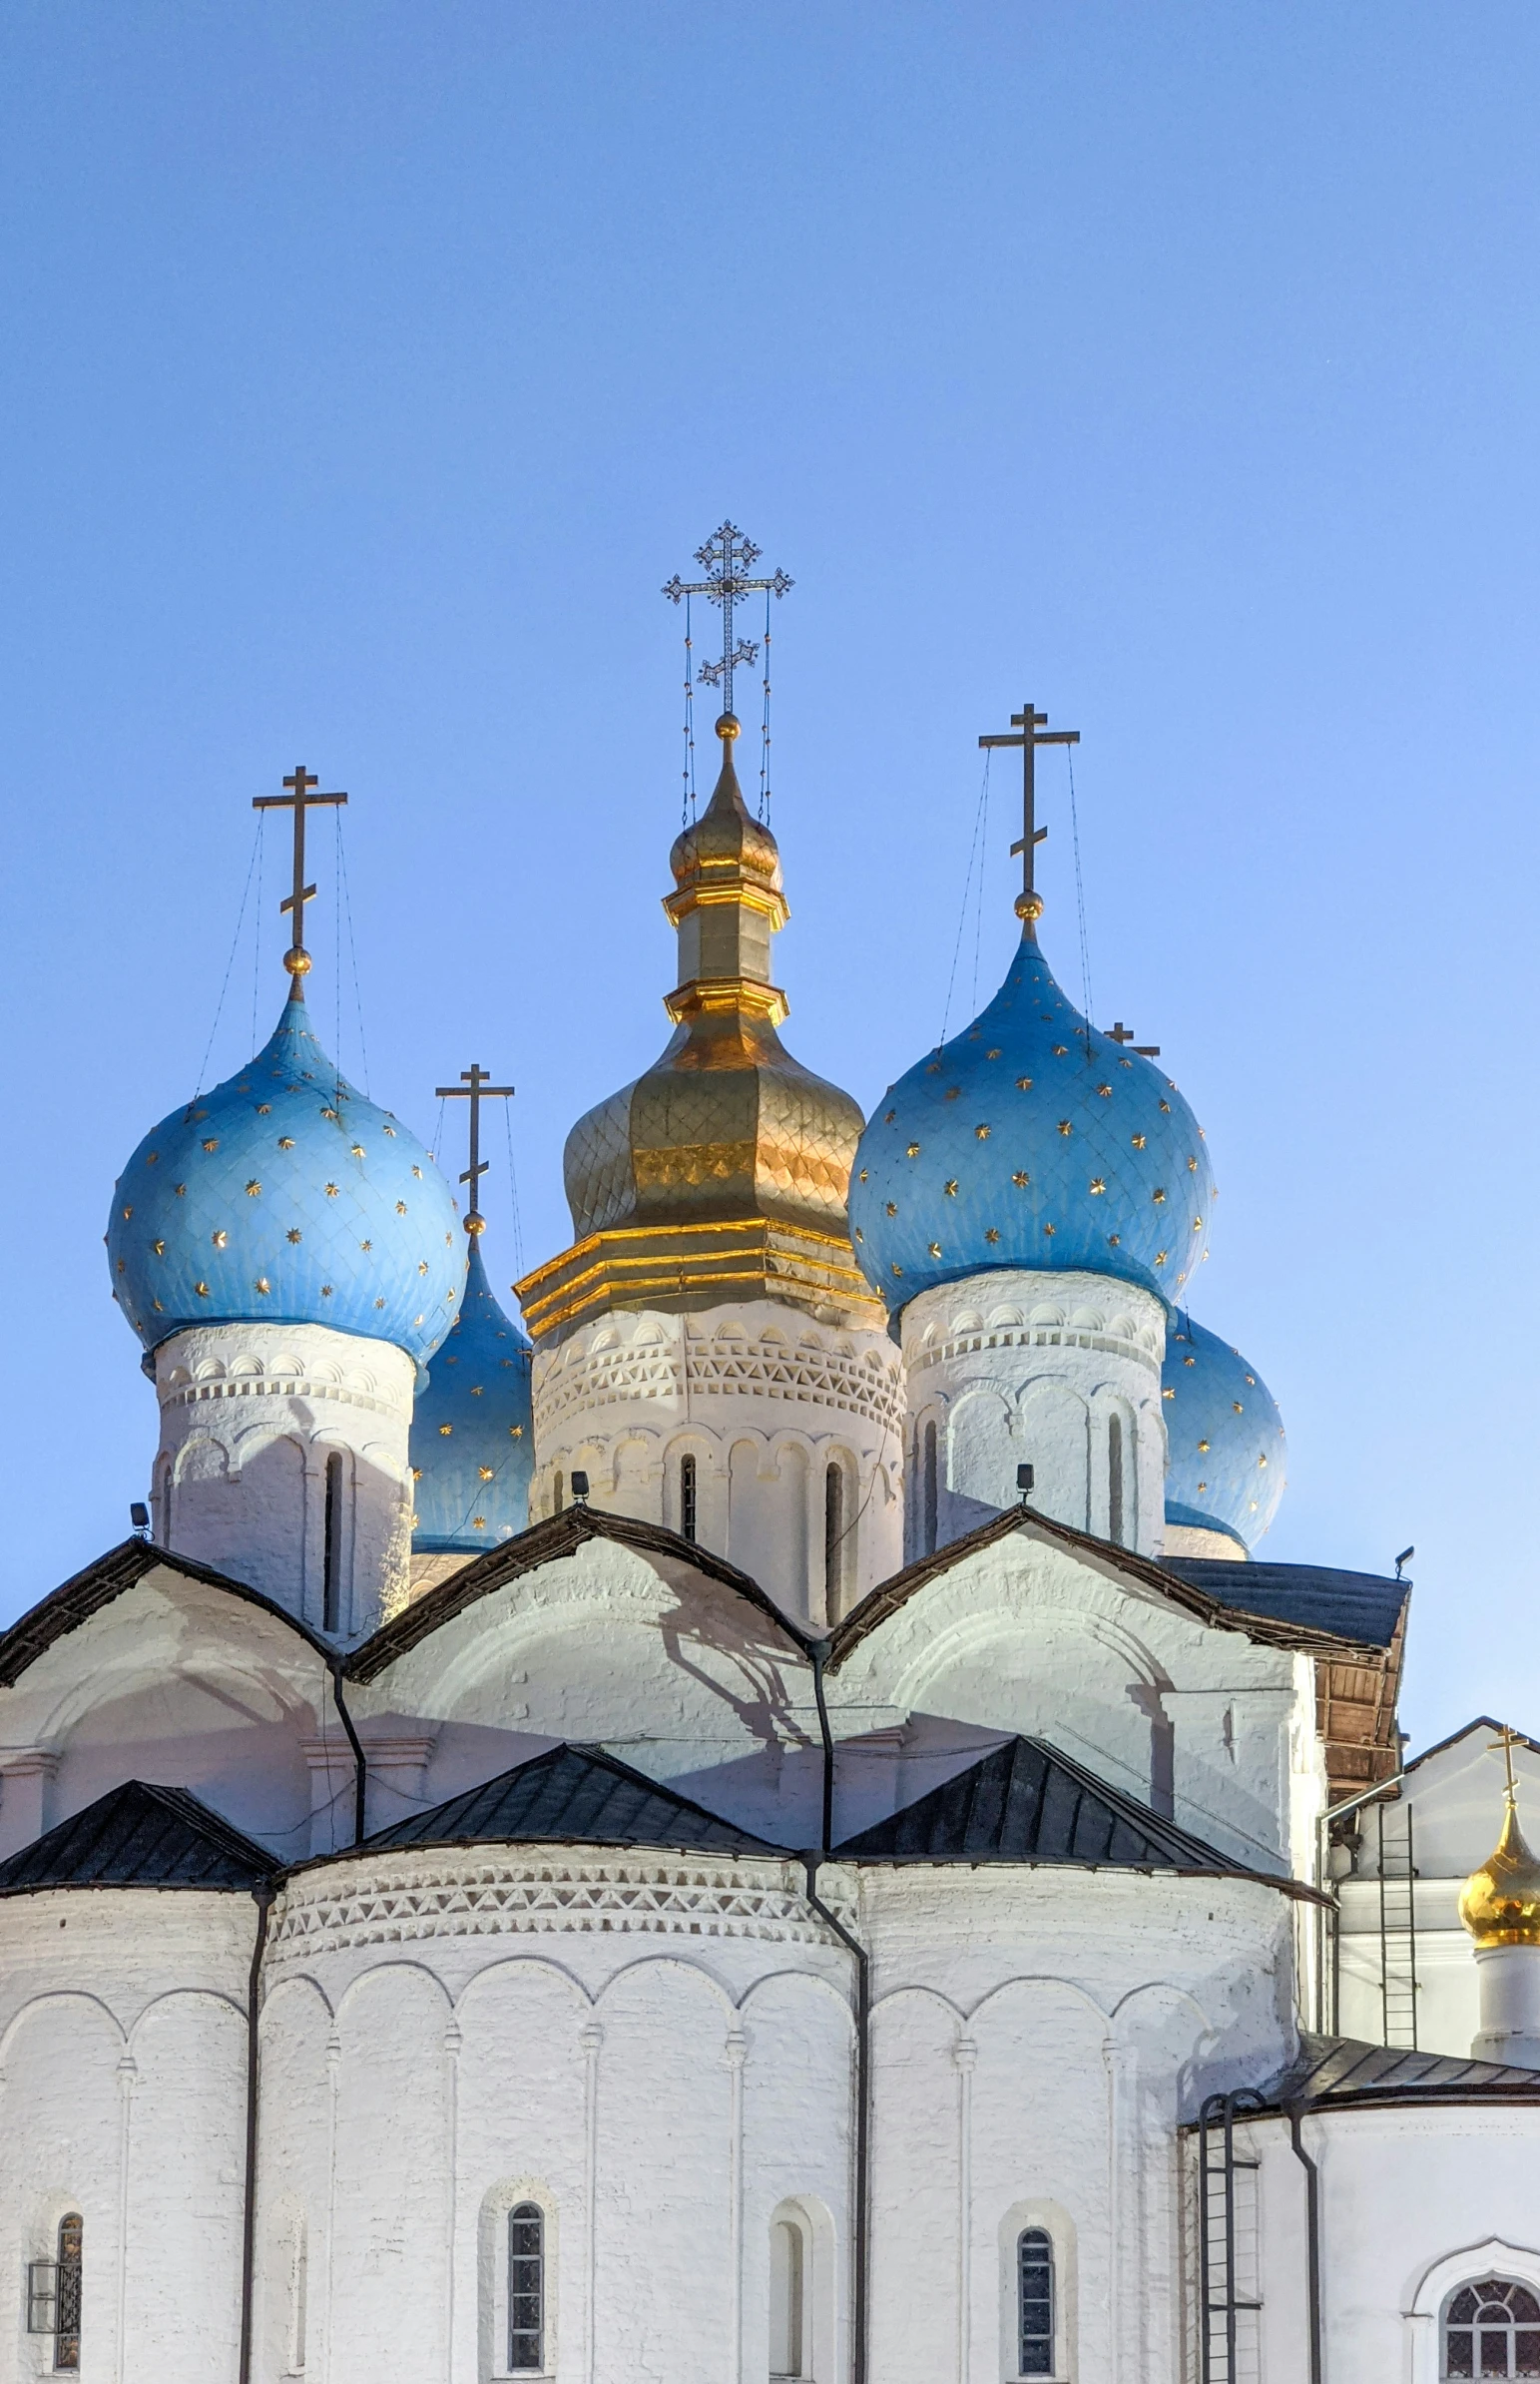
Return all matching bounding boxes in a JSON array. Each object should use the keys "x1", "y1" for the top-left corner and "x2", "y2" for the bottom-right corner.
[
  {"x1": 435, "y1": 1063, "x2": 515, "y2": 1235},
  {"x1": 1488, "y1": 1724, "x2": 1527, "y2": 1809},
  {"x1": 978, "y1": 703, "x2": 1080, "y2": 921},
  {"x1": 663, "y1": 522, "x2": 792, "y2": 719},
  {"x1": 1107, "y1": 1020, "x2": 1162, "y2": 1059},
  {"x1": 253, "y1": 766, "x2": 348, "y2": 982}
]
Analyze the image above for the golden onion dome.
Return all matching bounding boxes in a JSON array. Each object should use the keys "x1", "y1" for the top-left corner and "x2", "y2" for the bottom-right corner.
[
  {"x1": 1459, "y1": 1799, "x2": 1540, "y2": 1948},
  {"x1": 516, "y1": 715, "x2": 882, "y2": 1344}
]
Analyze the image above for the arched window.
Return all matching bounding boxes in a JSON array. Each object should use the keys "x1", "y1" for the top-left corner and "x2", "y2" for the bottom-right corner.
[
  {"x1": 823, "y1": 1464, "x2": 846, "y2": 1615},
  {"x1": 1442, "y1": 2276, "x2": 1540, "y2": 2377},
  {"x1": 1018, "y1": 2227, "x2": 1054, "y2": 2378},
  {"x1": 28, "y1": 2213, "x2": 84, "y2": 2371},
  {"x1": 507, "y1": 2204, "x2": 544, "y2": 2372},
  {"x1": 770, "y1": 2214, "x2": 806, "y2": 2378},
  {"x1": 321, "y1": 1451, "x2": 344, "y2": 1633},
  {"x1": 1107, "y1": 1413, "x2": 1124, "y2": 1547},
  {"x1": 680, "y1": 1453, "x2": 698, "y2": 1543},
  {"x1": 921, "y1": 1419, "x2": 938, "y2": 1556}
]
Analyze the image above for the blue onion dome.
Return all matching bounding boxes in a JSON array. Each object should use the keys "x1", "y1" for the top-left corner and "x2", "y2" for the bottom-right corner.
[
  {"x1": 410, "y1": 1236, "x2": 534, "y2": 1552},
  {"x1": 849, "y1": 930, "x2": 1216, "y2": 1312},
  {"x1": 107, "y1": 996, "x2": 463, "y2": 1367},
  {"x1": 1163, "y1": 1315, "x2": 1286, "y2": 1553}
]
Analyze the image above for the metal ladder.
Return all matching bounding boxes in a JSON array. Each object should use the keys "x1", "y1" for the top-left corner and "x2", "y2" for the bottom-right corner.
[
  {"x1": 1376, "y1": 1799, "x2": 1419, "y2": 2049},
  {"x1": 1198, "y1": 2090, "x2": 1264, "y2": 2382}
]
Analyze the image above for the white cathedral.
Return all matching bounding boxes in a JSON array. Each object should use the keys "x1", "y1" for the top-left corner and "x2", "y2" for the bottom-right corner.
[{"x1": 4, "y1": 536, "x2": 1540, "y2": 2384}]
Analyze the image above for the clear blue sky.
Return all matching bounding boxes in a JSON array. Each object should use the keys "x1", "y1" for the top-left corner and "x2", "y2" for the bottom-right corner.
[{"x1": 4, "y1": 5, "x2": 1537, "y2": 1753}]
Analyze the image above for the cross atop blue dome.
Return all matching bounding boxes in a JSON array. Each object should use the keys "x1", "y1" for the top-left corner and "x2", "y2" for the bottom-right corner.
[
  {"x1": 849, "y1": 929, "x2": 1216, "y2": 1314},
  {"x1": 107, "y1": 997, "x2": 463, "y2": 1368}
]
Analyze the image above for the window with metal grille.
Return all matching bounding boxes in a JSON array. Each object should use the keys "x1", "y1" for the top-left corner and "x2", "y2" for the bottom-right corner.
[
  {"x1": 680, "y1": 1453, "x2": 698, "y2": 1542},
  {"x1": 507, "y1": 2203, "x2": 544, "y2": 2372},
  {"x1": 28, "y1": 2214, "x2": 84, "y2": 2370},
  {"x1": 1018, "y1": 2227, "x2": 1054, "y2": 2377},
  {"x1": 1443, "y1": 2277, "x2": 1540, "y2": 2377},
  {"x1": 321, "y1": 1451, "x2": 344, "y2": 1632},
  {"x1": 921, "y1": 1419, "x2": 938, "y2": 1555}
]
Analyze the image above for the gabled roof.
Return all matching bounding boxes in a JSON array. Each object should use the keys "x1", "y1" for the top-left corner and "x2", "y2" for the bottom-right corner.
[
  {"x1": 356, "y1": 1740, "x2": 785, "y2": 1858},
  {"x1": 0, "y1": 1536, "x2": 333, "y2": 1688},
  {"x1": 1247, "y1": 2032, "x2": 1540, "y2": 2113},
  {"x1": 1159, "y1": 1557, "x2": 1408, "y2": 1651},
  {"x1": 826, "y1": 1508, "x2": 1390, "y2": 1672},
  {"x1": 347, "y1": 1504, "x2": 814, "y2": 1683},
  {"x1": 1406, "y1": 1714, "x2": 1540, "y2": 1774},
  {"x1": 832, "y1": 1732, "x2": 1276, "y2": 1880},
  {"x1": 0, "y1": 1780, "x2": 274, "y2": 1894}
]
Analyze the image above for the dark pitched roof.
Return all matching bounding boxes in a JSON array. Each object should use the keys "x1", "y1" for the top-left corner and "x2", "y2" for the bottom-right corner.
[
  {"x1": 1406, "y1": 1714, "x2": 1540, "y2": 1773},
  {"x1": 1247, "y1": 2032, "x2": 1540, "y2": 2113},
  {"x1": 0, "y1": 1537, "x2": 333, "y2": 1687},
  {"x1": 1159, "y1": 1558, "x2": 1408, "y2": 1651},
  {"x1": 831, "y1": 1732, "x2": 1276, "y2": 1880},
  {"x1": 0, "y1": 1780, "x2": 274, "y2": 1894},
  {"x1": 347, "y1": 1504, "x2": 814, "y2": 1683},
  {"x1": 826, "y1": 1509, "x2": 1389, "y2": 1673},
  {"x1": 358, "y1": 1741, "x2": 785, "y2": 1858}
]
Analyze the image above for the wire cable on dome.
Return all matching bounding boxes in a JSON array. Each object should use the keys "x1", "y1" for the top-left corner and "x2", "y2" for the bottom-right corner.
[
  {"x1": 194, "y1": 815, "x2": 263, "y2": 1099},
  {"x1": 335, "y1": 809, "x2": 371, "y2": 1096},
  {"x1": 681, "y1": 592, "x2": 698, "y2": 828},
  {"x1": 759, "y1": 585, "x2": 773, "y2": 825},
  {"x1": 937, "y1": 747, "x2": 992, "y2": 1050},
  {"x1": 1066, "y1": 741, "x2": 1096, "y2": 1048}
]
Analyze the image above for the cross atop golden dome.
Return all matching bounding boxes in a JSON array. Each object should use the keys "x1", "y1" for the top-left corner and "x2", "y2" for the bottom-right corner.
[{"x1": 1459, "y1": 1726, "x2": 1540, "y2": 1950}]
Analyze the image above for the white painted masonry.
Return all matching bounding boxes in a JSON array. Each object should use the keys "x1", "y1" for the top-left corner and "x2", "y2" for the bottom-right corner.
[
  {"x1": 899, "y1": 1270, "x2": 1169, "y2": 1561},
  {"x1": 528, "y1": 1299, "x2": 903, "y2": 1623},
  {"x1": 150, "y1": 1321, "x2": 416, "y2": 1636}
]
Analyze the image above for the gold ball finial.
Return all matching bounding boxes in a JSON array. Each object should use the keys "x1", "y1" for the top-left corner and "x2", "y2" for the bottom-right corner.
[
  {"x1": 1014, "y1": 891, "x2": 1045, "y2": 922},
  {"x1": 465, "y1": 1212, "x2": 486, "y2": 1236},
  {"x1": 283, "y1": 946, "x2": 311, "y2": 977},
  {"x1": 1459, "y1": 1801, "x2": 1540, "y2": 1948},
  {"x1": 716, "y1": 712, "x2": 741, "y2": 741}
]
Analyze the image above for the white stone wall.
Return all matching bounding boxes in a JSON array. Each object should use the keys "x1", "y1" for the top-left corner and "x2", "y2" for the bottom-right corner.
[
  {"x1": 0, "y1": 1890, "x2": 256, "y2": 2384},
  {"x1": 151, "y1": 1322, "x2": 417, "y2": 1638},
  {"x1": 0, "y1": 1566, "x2": 340, "y2": 1863},
  {"x1": 1240, "y1": 2103, "x2": 1540, "y2": 2384},
  {"x1": 529, "y1": 1301, "x2": 904, "y2": 1625},
  {"x1": 899, "y1": 1270, "x2": 1169, "y2": 1560}
]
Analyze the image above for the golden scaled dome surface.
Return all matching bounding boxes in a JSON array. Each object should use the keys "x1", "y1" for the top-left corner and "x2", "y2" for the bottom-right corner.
[{"x1": 1459, "y1": 1801, "x2": 1540, "y2": 1948}]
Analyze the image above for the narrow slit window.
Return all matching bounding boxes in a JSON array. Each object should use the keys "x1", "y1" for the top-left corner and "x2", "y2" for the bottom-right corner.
[
  {"x1": 680, "y1": 1453, "x2": 698, "y2": 1543},
  {"x1": 922, "y1": 1419, "x2": 938, "y2": 1556},
  {"x1": 823, "y1": 1464, "x2": 845, "y2": 1615},
  {"x1": 553, "y1": 1471, "x2": 564, "y2": 1515},
  {"x1": 321, "y1": 1452, "x2": 344, "y2": 1633},
  {"x1": 48, "y1": 2213, "x2": 83, "y2": 2372},
  {"x1": 1108, "y1": 1413, "x2": 1125, "y2": 1547},
  {"x1": 1442, "y1": 2276, "x2": 1540, "y2": 2378},
  {"x1": 770, "y1": 2216, "x2": 805, "y2": 2379},
  {"x1": 508, "y1": 2203, "x2": 544, "y2": 2372},
  {"x1": 1018, "y1": 2227, "x2": 1054, "y2": 2379}
]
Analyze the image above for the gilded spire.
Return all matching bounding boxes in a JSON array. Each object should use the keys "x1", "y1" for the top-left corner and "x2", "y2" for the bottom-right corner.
[
  {"x1": 664, "y1": 714, "x2": 789, "y2": 1025},
  {"x1": 1459, "y1": 1727, "x2": 1540, "y2": 1949}
]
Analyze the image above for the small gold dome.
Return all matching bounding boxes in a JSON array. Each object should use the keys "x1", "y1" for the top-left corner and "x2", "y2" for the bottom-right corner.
[{"x1": 1459, "y1": 1801, "x2": 1540, "y2": 1948}]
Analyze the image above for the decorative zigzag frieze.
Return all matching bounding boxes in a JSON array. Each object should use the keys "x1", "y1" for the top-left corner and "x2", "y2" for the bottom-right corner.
[{"x1": 264, "y1": 1858, "x2": 853, "y2": 1960}]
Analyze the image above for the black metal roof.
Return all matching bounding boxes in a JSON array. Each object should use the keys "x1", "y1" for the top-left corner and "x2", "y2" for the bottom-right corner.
[
  {"x1": 1248, "y1": 2032, "x2": 1540, "y2": 2112},
  {"x1": 0, "y1": 1536, "x2": 333, "y2": 1687},
  {"x1": 347, "y1": 1506, "x2": 814, "y2": 1683},
  {"x1": 828, "y1": 1510, "x2": 1389, "y2": 1672},
  {"x1": 1159, "y1": 1558, "x2": 1407, "y2": 1651},
  {"x1": 832, "y1": 1733, "x2": 1265, "y2": 1877},
  {"x1": 0, "y1": 1780, "x2": 274, "y2": 1895},
  {"x1": 359, "y1": 1741, "x2": 785, "y2": 1858}
]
